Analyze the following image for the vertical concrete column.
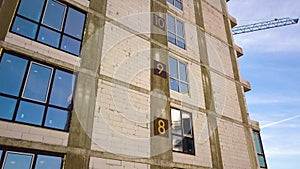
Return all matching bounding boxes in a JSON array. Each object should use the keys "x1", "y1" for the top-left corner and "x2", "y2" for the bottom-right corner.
[
  {"x1": 150, "y1": 0, "x2": 173, "y2": 168},
  {"x1": 64, "y1": 0, "x2": 107, "y2": 169},
  {"x1": 219, "y1": 0, "x2": 258, "y2": 168},
  {"x1": 0, "y1": 0, "x2": 18, "y2": 41},
  {"x1": 193, "y1": 0, "x2": 224, "y2": 169}
]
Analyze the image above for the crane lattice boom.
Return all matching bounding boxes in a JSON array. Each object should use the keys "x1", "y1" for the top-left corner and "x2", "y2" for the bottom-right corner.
[{"x1": 232, "y1": 17, "x2": 299, "y2": 35}]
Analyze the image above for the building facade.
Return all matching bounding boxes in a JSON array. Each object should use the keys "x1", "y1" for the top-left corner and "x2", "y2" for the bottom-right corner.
[{"x1": 0, "y1": 0, "x2": 267, "y2": 168}]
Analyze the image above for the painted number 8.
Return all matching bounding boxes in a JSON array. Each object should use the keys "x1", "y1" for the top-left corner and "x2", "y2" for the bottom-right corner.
[{"x1": 158, "y1": 119, "x2": 166, "y2": 135}]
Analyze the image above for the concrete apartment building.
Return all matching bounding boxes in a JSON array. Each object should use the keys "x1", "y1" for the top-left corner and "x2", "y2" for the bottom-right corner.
[{"x1": 0, "y1": 0, "x2": 268, "y2": 169}]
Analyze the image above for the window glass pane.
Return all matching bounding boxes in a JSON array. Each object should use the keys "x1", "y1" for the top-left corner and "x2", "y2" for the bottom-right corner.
[
  {"x1": 64, "y1": 8, "x2": 85, "y2": 39},
  {"x1": 168, "y1": 33, "x2": 176, "y2": 45},
  {"x1": 167, "y1": 14, "x2": 175, "y2": 33},
  {"x1": 42, "y1": 0, "x2": 66, "y2": 30},
  {"x1": 183, "y1": 137, "x2": 195, "y2": 154},
  {"x1": 179, "y1": 62, "x2": 187, "y2": 82},
  {"x1": 179, "y1": 82, "x2": 189, "y2": 94},
  {"x1": 172, "y1": 136, "x2": 183, "y2": 152},
  {"x1": 17, "y1": 0, "x2": 45, "y2": 22},
  {"x1": 171, "y1": 108, "x2": 182, "y2": 135},
  {"x1": 50, "y1": 70, "x2": 74, "y2": 108},
  {"x1": 253, "y1": 132, "x2": 263, "y2": 153},
  {"x1": 175, "y1": 0, "x2": 183, "y2": 10},
  {"x1": 258, "y1": 155, "x2": 267, "y2": 168},
  {"x1": 37, "y1": 27, "x2": 60, "y2": 48},
  {"x1": 170, "y1": 78, "x2": 179, "y2": 92},
  {"x1": 16, "y1": 101, "x2": 45, "y2": 125},
  {"x1": 167, "y1": 0, "x2": 173, "y2": 4},
  {"x1": 169, "y1": 57, "x2": 178, "y2": 78},
  {"x1": 3, "y1": 152, "x2": 33, "y2": 169},
  {"x1": 176, "y1": 20, "x2": 184, "y2": 37},
  {"x1": 23, "y1": 63, "x2": 52, "y2": 102},
  {"x1": 182, "y1": 113, "x2": 192, "y2": 136},
  {"x1": 0, "y1": 150, "x2": 2, "y2": 157},
  {"x1": 0, "y1": 96, "x2": 17, "y2": 120},
  {"x1": 35, "y1": 155, "x2": 62, "y2": 169},
  {"x1": 0, "y1": 53, "x2": 28, "y2": 96},
  {"x1": 11, "y1": 17, "x2": 38, "y2": 39},
  {"x1": 60, "y1": 36, "x2": 81, "y2": 55},
  {"x1": 45, "y1": 108, "x2": 68, "y2": 130},
  {"x1": 176, "y1": 37, "x2": 185, "y2": 49}
]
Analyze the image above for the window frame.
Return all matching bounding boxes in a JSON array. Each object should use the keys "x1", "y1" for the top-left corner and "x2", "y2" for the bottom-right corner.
[
  {"x1": 253, "y1": 130, "x2": 268, "y2": 168},
  {"x1": 10, "y1": 0, "x2": 86, "y2": 56},
  {"x1": 167, "y1": 0, "x2": 183, "y2": 10},
  {"x1": 0, "y1": 146, "x2": 64, "y2": 169},
  {"x1": 0, "y1": 51, "x2": 75, "y2": 132},
  {"x1": 167, "y1": 14, "x2": 186, "y2": 49},
  {"x1": 171, "y1": 108, "x2": 195, "y2": 155},
  {"x1": 169, "y1": 56, "x2": 189, "y2": 95}
]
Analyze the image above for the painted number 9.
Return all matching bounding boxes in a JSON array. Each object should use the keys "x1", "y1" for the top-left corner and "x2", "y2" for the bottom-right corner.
[{"x1": 153, "y1": 60, "x2": 166, "y2": 78}]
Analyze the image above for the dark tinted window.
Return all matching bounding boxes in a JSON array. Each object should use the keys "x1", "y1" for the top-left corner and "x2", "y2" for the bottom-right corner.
[
  {"x1": 0, "y1": 96, "x2": 17, "y2": 120},
  {"x1": 3, "y1": 152, "x2": 33, "y2": 169},
  {"x1": 35, "y1": 154, "x2": 62, "y2": 169}
]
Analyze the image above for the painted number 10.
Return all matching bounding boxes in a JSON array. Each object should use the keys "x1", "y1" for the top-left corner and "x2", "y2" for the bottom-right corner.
[{"x1": 153, "y1": 13, "x2": 165, "y2": 31}]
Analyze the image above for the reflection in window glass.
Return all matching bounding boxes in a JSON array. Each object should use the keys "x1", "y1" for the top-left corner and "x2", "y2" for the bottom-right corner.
[
  {"x1": 167, "y1": 14, "x2": 185, "y2": 49},
  {"x1": 60, "y1": 36, "x2": 81, "y2": 55},
  {"x1": 35, "y1": 154, "x2": 62, "y2": 169},
  {"x1": 23, "y1": 63, "x2": 52, "y2": 102},
  {"x1": 37, "y1": 27, "x2": 61, "y2": 47},
  {"x1": 0, "y1": 96, "x2": 17, "y2": 120},
  {"x1": 168, "y1": 56, "x2": 189, "y2": 94},
  {"x1": 3, "y1": 152, "x2": 33, "y2": 169},
  {"x1": 50, "y1": 70, "x2": 74, "y2": 108},
  {"x1": 11, "y1": 17, "x2": 38, "y2": 39},
  {"x1": 171, "y1": 109, "x2": 182, "y2": 135},
  {"x1": 17, "y1": 0, "x2": 45, "y2": 22},
  {"x1": 258, "y1": 155, "x2": 267, "y2": 168},
  {"x1": 179, "y1": 62, "x2": 187, "y2": 82},
  {"x1": 167, "y1": 14, "x2": 175, "y2": 33},
  {"x1": 0, "y1": 53, "x2": 28, "y2": 96},
  {"x1": 45, "y1": 108, "x2": 68, "y2": 130},
  {"x1": 0, "y1": 52, "x2": 74, "y2": 131},
  {"x1": 172, "y1": 135, "x2": 183, "y2": 152},
  {"x1": 42, "y1": 0, "x2": 66, "y2": 30},
  {"x1": 182, "y1": 113, "x2": 192, "y2": 136},
  {"x1": 171, "y1": 108, "x2": 194, "y2": 155},
  {"x1": 253, "y1": 131, "x2": 267, "y2": 168},
  {"x1": 64, "y1": 8, "x2": 85, "y2": 39},
  {"x1": 170, "y1": 78, "x2": 179, "y2": 92},
  {"x1": 169, "y1": 57, "x2": 178, "y2": 78},
  {"x1": 0, "y1": 150, "x2": 2, "y2": 157},
  {"x1": 253, "y1": 132, "x2": 263, "y2": 153},
  {"x1": 11, "y1": 0, "x2": 86, "y2": 56},
  {"x1": 16, "y1": 101, "x2": 45, "y2": 125},
  {"x1": 174, "y1": 0, "x2": 183, "y2": 10}
]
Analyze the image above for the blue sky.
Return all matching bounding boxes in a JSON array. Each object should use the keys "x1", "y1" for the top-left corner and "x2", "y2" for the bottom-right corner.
[{"x1": 228, "y1": 1, "x2": 300, "y2": 168}]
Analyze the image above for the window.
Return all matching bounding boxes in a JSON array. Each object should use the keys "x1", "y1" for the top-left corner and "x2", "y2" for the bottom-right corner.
[
  {"x1": 167, "y1": 14, "x2": 185, "y2": 49},
  {"x1": 171, "y1": 108, "x2": 195, "y2": 155},
  {"x1": 0, "y1": 51, "x2": 75, "y2": 131},
  {"x1": 169, "y1": 56, "x2": 189, "y2": 94},
  {"x1": 253, "y1": 131, "x2": 268, "y2": 168},
  {"x1": 167, "y1": 0, "x2": 183, "y2": 10},
  {"x1": 0, "y1": 147, "x2": 63, "y2": 169},
  {"x1": 11, "y1": 0, "x2": 86, "y2": 56}
]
